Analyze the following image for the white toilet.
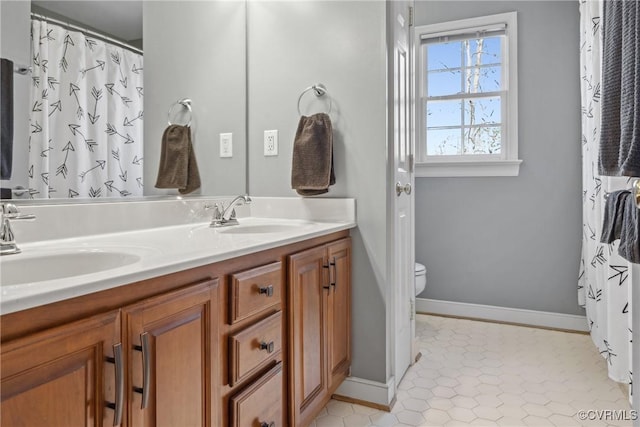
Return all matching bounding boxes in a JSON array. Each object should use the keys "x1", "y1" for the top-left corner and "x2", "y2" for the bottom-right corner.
[{"x1": 415, "y1": 263, "x2": 426, "y2": 296}]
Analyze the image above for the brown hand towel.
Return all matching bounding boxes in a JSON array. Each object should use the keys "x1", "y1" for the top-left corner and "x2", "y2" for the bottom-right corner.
[
  {"x1": 155, "y1": 124, "x2": 201, "y2": 194},
  {"x1": 291, "y1": 113, "x2": 335, "y2": 196}
]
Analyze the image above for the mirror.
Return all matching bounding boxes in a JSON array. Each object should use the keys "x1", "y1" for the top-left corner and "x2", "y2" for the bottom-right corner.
[{"x1": 0, "y1": 0, "x2": 246, "y2": 200}]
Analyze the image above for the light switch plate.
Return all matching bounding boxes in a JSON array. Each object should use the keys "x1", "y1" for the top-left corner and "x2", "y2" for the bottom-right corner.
[{"x1": 220, "y1": 133, "x2": 232, "y2": 158}]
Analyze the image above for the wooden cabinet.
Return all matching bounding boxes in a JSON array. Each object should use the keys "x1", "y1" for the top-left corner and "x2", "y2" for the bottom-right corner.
[
  {"x1": 1, "y1": 311, "x2": 121, "y2": 427},
  {"x1": 222, "y1": 261, "x2": 286, "y2": 427},
  {"x1": 0, "y1": 279, "x2": 218, "y2": 427},
  {"x1": 0, "y1": 230, "x2": 352, "y2": 427},
  {"x1": 288, "y1": 238, "x2": 351, "y2": 427},
  {"x1": 124, "y1": 280, "x2": 218, "y2": 427}
]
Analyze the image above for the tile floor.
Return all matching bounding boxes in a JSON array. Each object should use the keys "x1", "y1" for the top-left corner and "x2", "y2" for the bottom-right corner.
[{"x1": 311, "y1": 314, "x2": 633, "y2": 427}]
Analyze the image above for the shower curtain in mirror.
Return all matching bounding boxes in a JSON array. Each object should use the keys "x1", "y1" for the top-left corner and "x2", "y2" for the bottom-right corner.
[
  {"x1": 578, "y1": 0, "x2": 633, "y2": 397},
  {"x1": 28, "y1": 19, "x2": 143, "y2": 199}
]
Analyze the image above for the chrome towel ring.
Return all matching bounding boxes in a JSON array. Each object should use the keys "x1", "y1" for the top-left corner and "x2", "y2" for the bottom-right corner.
[
  {"x1": 13, "y1": 64, "x2": 32, "y2": 75},
  {"x1": 297, "y1": 84, "x2": 332, "y2": 116},
  {"x1": 167, "y1": 98, "x2": 193, "y2": 127},
  {"x1": 633, "y1": 179, "x2": 640, "y2": 209}
]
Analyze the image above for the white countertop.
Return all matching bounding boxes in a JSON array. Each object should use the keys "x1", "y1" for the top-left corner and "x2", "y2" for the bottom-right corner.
[{"x1": 0, "y1": 198, "x2": 356, "y2": 315}]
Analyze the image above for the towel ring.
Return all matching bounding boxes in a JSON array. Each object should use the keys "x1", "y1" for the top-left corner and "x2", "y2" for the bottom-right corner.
[
  {"x1": 633, "y1": 179, "x2": 640, "y2": 209},
  {"x1": 13, "y1": 64, "x2": 32, "y2": 75},
  {"x1": 297, "y1": 84, "x2": 332, "y2": 116},
  {"x1": 167, "y1": 98, "x2": 193, "y2": 127}
]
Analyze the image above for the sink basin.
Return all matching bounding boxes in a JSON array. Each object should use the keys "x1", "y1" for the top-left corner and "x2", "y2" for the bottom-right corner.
[
  {"x1": 0, "y1": 250, "x2": 142, "y2": 286},
  {"x1": 215, "y1": 219, "x2": 314, "y2": 235},
  {"x1": 216, "y1": 224, "x2": 304, "y2": 234}
]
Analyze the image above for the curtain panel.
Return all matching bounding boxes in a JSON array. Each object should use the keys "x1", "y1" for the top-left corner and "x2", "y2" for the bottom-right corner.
[{"x1": 578, "y1": 0, "x2": 633, "y2": 397}]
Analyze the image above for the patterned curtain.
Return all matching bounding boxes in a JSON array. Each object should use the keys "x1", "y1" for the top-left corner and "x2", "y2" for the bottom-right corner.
[
  {"x1": 28, "y1": 19, "x2": 143, "y2": 199},
  {"x1": 578, "y1": 0, "x2": 633, "y2": 395}
]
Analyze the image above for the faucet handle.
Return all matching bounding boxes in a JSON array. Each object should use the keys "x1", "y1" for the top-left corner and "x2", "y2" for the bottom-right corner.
[
  {"x1": 205, "y1": 203, "x2": 224, "y2": 221},
  {"x1": 1, "y1": 203, "x2": 34, "y2": 255},
  {"x1": 1, "y1": 203, "x2": 35, "y2": 220}
]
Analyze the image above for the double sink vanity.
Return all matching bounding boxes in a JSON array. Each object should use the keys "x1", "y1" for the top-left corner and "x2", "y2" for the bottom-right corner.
[{"x1": 0, "y1": 196, "x2": 356, "y2": 427}]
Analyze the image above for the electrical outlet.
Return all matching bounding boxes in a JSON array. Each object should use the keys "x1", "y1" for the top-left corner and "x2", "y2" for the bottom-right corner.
[
  {"x1": 264, "y1": 130, "x2": 278, "y2": 156},
  {"x1": 220, "y1": 133, "x2": 232, "y2": 158}
]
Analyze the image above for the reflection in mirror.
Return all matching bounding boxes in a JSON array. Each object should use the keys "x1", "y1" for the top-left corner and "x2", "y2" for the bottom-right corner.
[
  {"x1": 143, "y1": 0, "x2": 247, "y2": 199},
  {"x1": 29, "y1": 12, "x2": 144, "y2": 199},
  {"x1": 1, "y1": 1, "x2": 143, "y2": 200},
  {"x1": 0, "y1": 0, "x2": 247, "y2": 202}
]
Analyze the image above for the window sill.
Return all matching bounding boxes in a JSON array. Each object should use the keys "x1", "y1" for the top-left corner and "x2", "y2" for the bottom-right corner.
[{"x1": 415, "y1": 159, "x2": 522, "y2": 177}]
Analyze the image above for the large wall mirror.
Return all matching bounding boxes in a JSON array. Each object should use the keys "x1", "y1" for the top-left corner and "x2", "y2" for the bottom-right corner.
[{"x1": 0, "y1": 0, "x2": 246, "y2": 201}]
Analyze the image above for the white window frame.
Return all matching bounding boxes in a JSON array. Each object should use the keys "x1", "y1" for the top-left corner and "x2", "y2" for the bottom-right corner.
[{"x1": 414, "y1": 12, "x2": 521, "y2": 177}]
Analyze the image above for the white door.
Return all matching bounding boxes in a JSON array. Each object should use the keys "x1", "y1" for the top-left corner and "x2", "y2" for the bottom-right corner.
[{"x1": 391, "y1": 0, "x2": 415, "y2": 385}]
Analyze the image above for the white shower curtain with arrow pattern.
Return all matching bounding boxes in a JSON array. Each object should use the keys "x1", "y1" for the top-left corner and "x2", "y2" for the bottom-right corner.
[
  {"x1": 578, "y1": 0, "x2": 633, "y2": 395},
  {"x1": 28, "y1": 19, "x2": 143, "y2": 199}
]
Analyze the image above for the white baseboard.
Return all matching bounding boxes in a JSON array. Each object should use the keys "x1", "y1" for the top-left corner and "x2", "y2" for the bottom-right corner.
[
  {"x1": 416, "y1": 298, "x2": 589, "y2": 332},
  {"x1": 334, "y1": 376, "x2": 396, "y2": 407}
]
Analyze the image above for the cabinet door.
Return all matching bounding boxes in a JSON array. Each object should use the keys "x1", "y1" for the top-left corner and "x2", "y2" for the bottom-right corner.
[
  {"x1": 1, "y1": 310, "x2": 121, "y2": 427},
  {"x1": 125, "y1": 279, "x2": 219, "y2": 427},
  {"x1": 288, "y1": 245, "x2": 328, "y2": 427},
  {"x1": 327, "y1": 238, "x2": 352, "y2": 391}
]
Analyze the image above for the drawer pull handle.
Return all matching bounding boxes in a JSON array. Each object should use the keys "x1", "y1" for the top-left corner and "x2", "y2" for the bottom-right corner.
[
  {"x1": 261, "y1": 422, "x2": 276, "y2": 427},
  {"x1": 132, "y1": 332, "x2": 151, "y2": 409},
  {"x1": 105, "y1": 343, "x2": 124, "y2": 426},
  {"x1": 258, "y1": 285, "x2": 274, "y2": 297},
  {"x1": 259, "y1": 341, "x2": 275, "y2": 353}
]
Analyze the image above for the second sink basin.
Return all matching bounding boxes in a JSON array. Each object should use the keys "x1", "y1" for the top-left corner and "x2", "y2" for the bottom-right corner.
[
  {"x1": 0, "y1": 249, "x2": 144, "y2": 287},
  {"x1": 215, "y1": 219, "x2": 314, "y2": 235}
]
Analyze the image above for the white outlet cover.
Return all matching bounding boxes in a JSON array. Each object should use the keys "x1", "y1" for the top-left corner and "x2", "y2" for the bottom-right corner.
[
  {"x1": 220, "y1": 132, "x2": 232, "y2": 158},
  {"x1": 264, "y1": 130, "x2": 278, "y2": 156}
]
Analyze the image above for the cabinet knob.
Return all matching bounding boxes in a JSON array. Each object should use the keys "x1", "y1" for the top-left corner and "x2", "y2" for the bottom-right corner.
[
  {"x1": 260, "y1": 422, "x2": 276, "y2": 427},
  {"x1": 258, "y1": 285, "x2": 274, "y2": 297},
  {"x1": 259, "y1": 341, "x2": 275, "y2": 353}
]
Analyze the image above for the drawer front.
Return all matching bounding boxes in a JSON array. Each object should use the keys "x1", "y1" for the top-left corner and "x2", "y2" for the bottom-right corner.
[
  {"x1": 229, "y1": 261, "x2": 283, "y2": 325},
  {"x1": 230, "y1": 362, "x2": 283, "y2": 427},
  {"x1": 229, "y1": 311, "x2": 282, "y2": 385}
]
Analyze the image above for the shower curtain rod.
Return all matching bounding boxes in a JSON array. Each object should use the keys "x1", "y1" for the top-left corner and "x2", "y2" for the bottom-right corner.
[{"x1": 30, "y1": 12, "x2": 143, "y2": 55}]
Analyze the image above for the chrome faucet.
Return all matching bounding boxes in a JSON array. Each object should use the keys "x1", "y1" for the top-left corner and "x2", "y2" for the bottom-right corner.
[
  {"x1": 1, "y1": 203, "x2": 35, "y2": 255},
  {"x1": 209, "y1": 195, "x2": 252, "y2": 227}
]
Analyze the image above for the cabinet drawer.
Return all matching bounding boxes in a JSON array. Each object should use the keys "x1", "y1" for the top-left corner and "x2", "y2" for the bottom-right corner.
[
  {"x1": 229, "y1": 311, "x2": 282, "y2": 386},
  {"x1": 230, "y1": 362, "x2": 283, "y2": 427},
  {"x1": 229, "y1": 261, "x2": 283, "y2": 324}
]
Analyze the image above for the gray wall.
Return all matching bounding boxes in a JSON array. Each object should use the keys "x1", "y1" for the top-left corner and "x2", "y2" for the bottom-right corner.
[
  {"x1": 247, "y1": 1, "x2": 390, "y2": 382},
  {"x1": 414, "y1": 1, "x2": 584, "y2": 315},
  {"x1": 0, "y1": 1, "x2": 30, "y2": 191},
  {"x1": 144, "y1": 1, "x2": 246, "y2": 197}
]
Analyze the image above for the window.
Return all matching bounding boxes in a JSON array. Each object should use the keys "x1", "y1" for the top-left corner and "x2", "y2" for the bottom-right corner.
[{"x1": 415, "y1": 12, "x2": 521, "y2": 177}]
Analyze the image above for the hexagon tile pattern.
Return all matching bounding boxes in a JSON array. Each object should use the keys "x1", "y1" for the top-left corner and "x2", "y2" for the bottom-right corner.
[{"x1": 311, "y1": 314, "x2": 633, "y2": 427}]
